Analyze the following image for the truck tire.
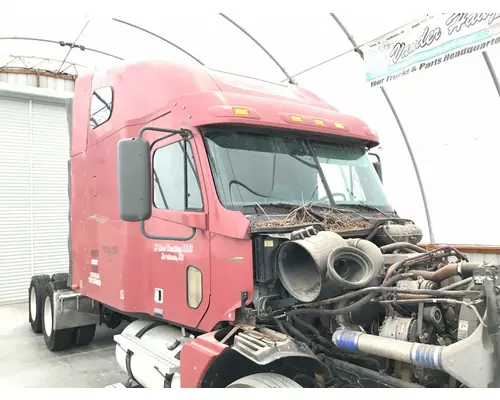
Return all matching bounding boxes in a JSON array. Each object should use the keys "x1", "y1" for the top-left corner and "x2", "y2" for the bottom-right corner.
[
  {"x1": 226, "y1": 373, "x2": 302, "y2": 388},
  {"x1": 51, "y1": 273, "x2": 69, "y2": 284},
  {"x1": 73, "y1": 325, "x2": 96, "y2": 346},
  {"x1": 28, "y1": 275, "x2": 51, "y2": 333},
  {"x1": 41, "y1": 281, "x2": 74, "y2": 351}
]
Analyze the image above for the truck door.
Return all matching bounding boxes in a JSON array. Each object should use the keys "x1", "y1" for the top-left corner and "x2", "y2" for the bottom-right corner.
[{"x1": 145, "y1": 135, "x2": 210, "y2": 329}]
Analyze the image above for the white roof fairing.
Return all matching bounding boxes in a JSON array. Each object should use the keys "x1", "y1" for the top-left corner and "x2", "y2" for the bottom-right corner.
[{"x1": 2, "y1": 9, "x2": 499, "y2": 246}]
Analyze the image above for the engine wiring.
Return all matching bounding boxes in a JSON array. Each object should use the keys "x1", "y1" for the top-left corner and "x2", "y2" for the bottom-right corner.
[{"x1": 250, "y1": 218, "x2": 494, "y2": 388}]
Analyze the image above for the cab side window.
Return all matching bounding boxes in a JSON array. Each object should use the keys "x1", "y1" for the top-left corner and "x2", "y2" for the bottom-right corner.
[
  {"x1": 89, "y1": 87, "x2": 113, "y2": 129},
  {"x1": 153, "y1": 141, "x2": 203, "y2": 211}
]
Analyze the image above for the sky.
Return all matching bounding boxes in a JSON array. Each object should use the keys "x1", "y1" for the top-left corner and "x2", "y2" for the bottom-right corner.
[{"x1": 1, "y1": 5, "x2": 500, "y2": 245}]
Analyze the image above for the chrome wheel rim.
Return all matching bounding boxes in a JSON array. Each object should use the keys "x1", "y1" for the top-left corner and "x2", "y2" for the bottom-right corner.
[
  {"x1": 30, "y1": 287, "x2": 36, "y2": 320},
  {"x1": 43, "y1": 296, "x2": 52, "y2": 336}
]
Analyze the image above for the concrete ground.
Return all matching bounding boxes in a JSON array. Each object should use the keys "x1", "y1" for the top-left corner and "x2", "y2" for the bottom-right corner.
[{"x1": 0, "y1": 303, "x2": 129, "y2": 388}]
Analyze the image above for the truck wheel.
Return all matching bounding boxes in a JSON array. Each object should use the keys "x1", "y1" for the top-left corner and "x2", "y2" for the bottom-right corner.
[
  {"x1": 28, "y1": 275, "x2": 51, "y2": 333},
  {"x1": 226, "y1": 373, "x2": 302, "y2": 388},
  {"x1": 51, "y1": 273, "x2": 69, "y2": 284},
  {"x1": 41, "y1": 281, "x2": 74, "y2": 351},
  {"x1": 73, "y1": 325, "x2": 96, "y2": 346}
]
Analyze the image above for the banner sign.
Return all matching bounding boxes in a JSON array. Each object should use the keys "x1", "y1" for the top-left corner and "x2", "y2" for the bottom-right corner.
[{"x1": 361, "y1": 13, "x2": 500, "y2": 87}]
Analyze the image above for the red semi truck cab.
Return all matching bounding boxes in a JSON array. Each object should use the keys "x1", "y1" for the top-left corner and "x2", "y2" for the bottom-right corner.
[
  {"x1": 69, "y1": 59, "x2": 385, "y2": 330},
  {"x1": 66, "y1": 59, "x2": 390, "y2": 387},
  {"x1": 34, "y1": 58, "x2": 499, "y2": 389}
]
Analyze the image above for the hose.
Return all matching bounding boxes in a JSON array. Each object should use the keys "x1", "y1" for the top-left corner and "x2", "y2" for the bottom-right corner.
[
  {"x1": 383, "y1": 246, "x2": 469, "y2": 282},
  {"x1": 280, "y1": 266, "x2": 481, "y2": 319},
  {"x1": 315, "y1": 354, "x2": 354, "y2": 388},
  {"x1": 294, "y1": 273, "x2": 416, "y2": 309},
  {"x1": 273, "y1": 316, "x2": 288, "y2": 335},
  {"x1": 382, "y1": 225, "x2": 397, "y2": 243},
  {"x1": 439, "y1": 277, "x2": 473, "y2": 290},
  {"x1": 292, "y1": 316, "x2": 324, "y2": 339},
  {"x1": 286, "y1": 272, "x2": 476, "y2": 309},
  {"x1": 281, "y1": 321, "x2": 334, "y2": 357},
  {"x1": 292, "y1": 317, "x2": 338, "y2": 352},
  {"x1": 291, "y1": 317, "x2": 379, "y2": 369},
  {"x1": 380, "y1": 242, "x2": 426, "y2": 254},
  {"x1": 324, "y1": 357, "x2": 423, "y2": 388},
  {"x1": 282, "y1": 320, "x2": 313, "y2": 345},
  {"x1": 365, "y1": 224, "x2": 383, "y2": 241},
  {"x1": 284, "y1": 286, "x2": 480, "y2": 318},
  {"x1": 408, "y1": 262, "x2": 483, "y2": 282},
  {"x1": 383, "y1": 253, "x2": 437, "y2": 282}
]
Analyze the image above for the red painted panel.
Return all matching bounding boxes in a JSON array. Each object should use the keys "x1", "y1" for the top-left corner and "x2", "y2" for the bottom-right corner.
[
  {"x1": 179, "y1": 331, "x2": 227, "y2": 388},
  {"x1": 70, "y1": 73, "x2": 92, "y2": 156},
  {"x1": 70, "y1": 58, "x2": 379, "y2": 332}
]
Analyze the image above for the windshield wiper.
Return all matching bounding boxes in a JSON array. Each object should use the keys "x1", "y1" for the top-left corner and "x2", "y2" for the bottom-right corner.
[
  {"x1": 305, "y1": 141, "x2": 336, "y2": 206},
  {"x1": 241, "y1": 201, "x2": 327, "y2": 215},
  {"x1": 335, "y1": 203, "x2": 395, "y2": 217},
  {"x1": 247, "y1": 201, "x2": 298, "y2": 210}
]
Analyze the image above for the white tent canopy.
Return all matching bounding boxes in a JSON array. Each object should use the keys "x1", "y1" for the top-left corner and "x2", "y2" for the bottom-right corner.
[{"x1": 2, "y1": 9, "x2": 499, "y2": 246}]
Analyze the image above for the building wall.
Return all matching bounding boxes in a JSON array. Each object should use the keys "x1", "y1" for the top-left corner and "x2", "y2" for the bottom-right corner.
[
  {"x1": 464, "y1": 252, "x2": 500, "y2": 265},
  {"x1": 0, "y1": 71, "x2": 75, "y2": 93},
  {"x1": 0, "y1": 81, "x2": 72, "y2": 304}
]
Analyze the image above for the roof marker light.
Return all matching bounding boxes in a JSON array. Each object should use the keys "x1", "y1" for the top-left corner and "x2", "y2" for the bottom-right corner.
[
  {"x1": 290, "y1": 115, "x2": 303, "y2": 123},
  {"x1": 233, "y1": 107, "x2": 250, "y2": 116},
  {"x1": 333, "y1": 122, "x2": 346, "y2": 129},
  {"x1": 313, "y1": 119, "x2": 326, "y2": 126}
]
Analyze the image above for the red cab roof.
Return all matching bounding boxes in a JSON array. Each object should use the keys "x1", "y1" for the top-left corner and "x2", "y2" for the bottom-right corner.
[{"x1": 89, "y1": 59, "x2": 379, "y2": 146}]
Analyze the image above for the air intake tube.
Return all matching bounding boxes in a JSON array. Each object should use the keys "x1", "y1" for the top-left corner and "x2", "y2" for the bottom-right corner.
[
  {"x1": 332, "y1": 323, "x2": 495, "y2": 388},
  {"x1": 327, "y1": 238, "x2": 384, "y2": 290},
  {"x1": 276, "y1": 229, "x2": 384, "y2": 302}
]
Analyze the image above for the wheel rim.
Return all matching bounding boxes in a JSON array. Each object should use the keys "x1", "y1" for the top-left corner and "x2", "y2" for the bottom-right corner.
[
  {"x1": 44, "y1": 296, "x2": 52, "y2": 336},
  {"x1": 30, "y1": 287, "x2": 36, "y2": 320}
]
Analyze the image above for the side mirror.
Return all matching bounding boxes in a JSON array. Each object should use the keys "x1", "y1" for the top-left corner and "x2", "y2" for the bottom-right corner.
[
  {"x1": 368, "y1": 152, "x2": 383, "y2": 183},
  {"x1": 117, "y1": 137, "x2": 152, "y2": 222}
]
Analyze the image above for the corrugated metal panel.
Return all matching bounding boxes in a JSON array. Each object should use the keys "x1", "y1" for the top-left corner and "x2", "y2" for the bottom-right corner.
[
  {"x1": 31, "y1": 101, "x2": 69, "y2": 278},
  {"x1": 0, "y1": 97, "x2": 70, "y2": 305},
  {"x1": 0, "y1": 98, "x2": 32, "y2": 304},
  {"x1": 464, "y1": 252, "x2": 500, "y2": 265},
  {"x1": 0, "y1": 73, "x2": 74, "y2": 93}
]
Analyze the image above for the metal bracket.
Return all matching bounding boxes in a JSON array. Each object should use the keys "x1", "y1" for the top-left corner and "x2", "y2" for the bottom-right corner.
[
  {"x1": 114, "y1": 333, "x2": 181, "y2": 375},
  {"x1": 240, "y1": 291, "x2": 249, "y2": 312},
  {"x1": 53, "y1": 289, "x2": 100, "y2": 330}
]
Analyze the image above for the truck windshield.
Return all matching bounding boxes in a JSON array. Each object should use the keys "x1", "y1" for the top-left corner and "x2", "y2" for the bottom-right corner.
[{"x1": 203, "y1": 129, "x2": 394, "y2": 213}]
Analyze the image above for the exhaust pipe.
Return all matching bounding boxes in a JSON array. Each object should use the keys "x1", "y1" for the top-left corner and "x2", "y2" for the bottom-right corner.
[
  {"x1": 277, "y1": 229, "x2": 384, "y2": 302},
  {"x1": 332, "y1": 323, "x2": 495, "y2": 388}
]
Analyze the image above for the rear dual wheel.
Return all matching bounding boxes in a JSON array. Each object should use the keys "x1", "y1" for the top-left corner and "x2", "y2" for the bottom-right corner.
[
  {"x1": 51, "y1": 273, "x2": 69, "y2": 284},
  {"x1": 42, "y1": 281, "x2": 74, "y2": 351},
  {"x1": 29, "y1": 273, "x2": 69, "y2": 334},
  {"x1": 29, "y1": 275, "x2": 51, "y2": 333},
  {"x1": 41, "y1": 280, "x2": 96, "y2": 351}
]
